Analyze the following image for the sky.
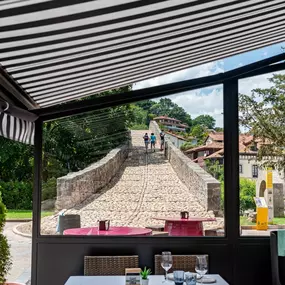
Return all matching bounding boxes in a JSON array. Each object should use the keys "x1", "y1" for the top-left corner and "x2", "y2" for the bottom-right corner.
[{"x1": 133, "y1": 42, "x2": 285, "y2": 128}]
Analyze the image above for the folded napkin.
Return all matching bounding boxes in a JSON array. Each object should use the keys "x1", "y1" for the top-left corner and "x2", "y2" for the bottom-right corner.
[{"x1": 278, "y1": 230, "x2": 285, "y2": 256}]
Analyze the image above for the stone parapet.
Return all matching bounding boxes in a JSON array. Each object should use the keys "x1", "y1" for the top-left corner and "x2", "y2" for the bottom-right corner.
[
  {"x1": 55, "y1": 143, "x2": 130, "y2": 210},
  {"x1": 149, "y1": 120, "x2": 221, "y2": 214}
]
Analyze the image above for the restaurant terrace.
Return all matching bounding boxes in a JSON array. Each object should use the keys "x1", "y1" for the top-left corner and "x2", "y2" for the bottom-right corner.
[{"x1": 0, "y1": 1, "x2": 285, "y2": 285}]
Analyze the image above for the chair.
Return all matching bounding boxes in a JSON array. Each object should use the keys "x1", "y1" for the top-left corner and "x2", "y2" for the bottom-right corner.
[
  {"x1": 84, "y1": 255, "x2": 139, "y2": 276},
  {"x1": 270, "y1": 231, "x2": 285, "y2": 285},
  {"x1": 154, "y1": 254, "x2": 209, "y2": 274},
  {"x1": 58, "y1": 214, "x2": 81, "y2": 235}
]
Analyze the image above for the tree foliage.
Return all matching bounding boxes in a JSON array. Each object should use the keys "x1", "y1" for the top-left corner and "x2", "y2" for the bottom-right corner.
[
  {"x1": 0, "y1": 193, "x2": 11, "y2": 284},
  {"x1": 239, "y1": 74, "x2": 285, "y2": 172},
  {"x1": 149, "y1": 98, "x2": 192, "y2": 127},
  {"x1": 190, "y1": 125, "x2": 208, "y2": 144},
  {"x1": 192, "y1": 114, "x2": 216, "y2": 129}
]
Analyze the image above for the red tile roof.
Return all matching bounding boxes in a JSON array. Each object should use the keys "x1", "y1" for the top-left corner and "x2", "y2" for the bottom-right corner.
[
  {"x1": 154, "y1": 115, "x2": 181, "y2": 122},
  {"x1": 207, "y1": 132, "x2": 224, "y2": 141},
  {"x1": 185, "y1": 142, "x2": 224, "y2": 153}
]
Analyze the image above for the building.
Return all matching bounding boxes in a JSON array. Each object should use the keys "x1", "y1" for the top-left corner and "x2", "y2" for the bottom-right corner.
[
  {"x1": 153, "y1": 115, "x2": 188, "y2": 132},
  {"x1": 185, "y1": 131, "x2": 262, "y2": 179},
  {"x1": 164, "y1": 131, "x2": 197, "y2": 148}
]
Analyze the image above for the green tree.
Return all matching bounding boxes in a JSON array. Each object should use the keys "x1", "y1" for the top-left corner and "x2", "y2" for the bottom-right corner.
[
  {"x1": 239, "y1": 74, "x2": 285, "y2": 172},
  {"x1": 190, "y1": 125, "x2": 208, "y2": 144},
  {"x1": 149, "y1": 98, "x2": 192, "y2": 127},
  {"x1": 192, "y1": 115, "x2": 215, "y2": 129}
]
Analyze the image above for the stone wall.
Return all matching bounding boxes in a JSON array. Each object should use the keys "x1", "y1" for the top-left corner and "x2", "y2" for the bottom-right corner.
[
  {"x1": 55, "y1": 143, "x2": 130, "y2": 210},
  {"x1": 150, "y1": 121, "x2": 221, "y2": 214}
]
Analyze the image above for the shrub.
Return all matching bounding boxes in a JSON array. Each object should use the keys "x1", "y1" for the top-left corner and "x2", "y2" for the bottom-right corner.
[
  {"x1": 0, "y1": 192, "x2": 12, "y2": 284},
  {"x1": 240, "y1": 178, "x2": 256, "y2": 212},
  {"x1": 220, "y1": 178, "x2": 256, "y2": 213},
  {"x1": 0, "y1": 181, "x2": 33, "y2": 210},
  {"x1": 129, "y1": 124, "x2": 148, "y2": 130},
  {"x1": 42, "y1": 177, "x2": 57, "y2": 200},
  {"x1": 180, "y1": 142, "x2": 195, "y2": 151}
]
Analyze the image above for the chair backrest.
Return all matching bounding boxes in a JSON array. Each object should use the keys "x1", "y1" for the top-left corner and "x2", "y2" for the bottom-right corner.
[
  {"x1": 154, "y1": 254, "x2": 209, "y2": 274},
  {"x1": 58, "y1": 214, "x2": 81, "y2": 235},
  {"x1": 271, "y1": 231, "x2": 282, "y2": 285},
  {"x1": 84, "y1": 255, "x2": 139, "y2": 276}
]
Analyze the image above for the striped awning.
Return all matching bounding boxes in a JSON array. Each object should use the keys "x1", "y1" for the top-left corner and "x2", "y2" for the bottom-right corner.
[
  {"x1": 0, "y1": 0, "x2": 285, "y2": 109},
  {"x1": 0, "y1": 112, "x2": 34, "y2": 145}
]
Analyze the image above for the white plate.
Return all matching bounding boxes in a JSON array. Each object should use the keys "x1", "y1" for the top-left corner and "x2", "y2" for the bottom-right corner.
[{"x1": 197, "y1": 277, "x2": 216, "y2": 283}]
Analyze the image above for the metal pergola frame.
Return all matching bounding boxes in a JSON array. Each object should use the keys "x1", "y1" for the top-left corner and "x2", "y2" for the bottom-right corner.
[{"x1": 20, "y1": 52, "x2": 284, "y2": 285}]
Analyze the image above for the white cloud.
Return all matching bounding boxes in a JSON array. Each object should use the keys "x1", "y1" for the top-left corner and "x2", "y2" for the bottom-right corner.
[
  {"x1": 169, "y1": 87, "x2": 223, "y2": 127},
  {"x1": 133, "y1": 61, "x2": 224, "y2": 127},
  {"x1": 133, "y1": 61, "x2": 224, "y2": 90},
  {"x1": 239, "y1": 71, "x2": 285, "y2": 95}
]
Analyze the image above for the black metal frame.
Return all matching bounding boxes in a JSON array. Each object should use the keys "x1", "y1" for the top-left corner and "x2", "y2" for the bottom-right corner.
[{"x1": 30, "y1": 53, "x2": 285, "y2": 285}]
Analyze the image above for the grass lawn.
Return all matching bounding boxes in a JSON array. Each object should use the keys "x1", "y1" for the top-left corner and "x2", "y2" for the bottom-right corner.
[
  {"x1": 6, "y1": 210, "x2": 54, "y2": 219},
  {"x1": 240, "y1": 216, "x2": 285, "y2": 226}
]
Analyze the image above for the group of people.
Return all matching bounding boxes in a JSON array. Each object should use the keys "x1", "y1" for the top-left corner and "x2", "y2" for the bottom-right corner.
[{"x1": 143, "y1": 131, "x2": 165, "y2": 153}]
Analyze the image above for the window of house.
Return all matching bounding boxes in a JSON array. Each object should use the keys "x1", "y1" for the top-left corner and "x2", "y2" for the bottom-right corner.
[
  {"x1": 239, "y1": 164, "x2": 243, "y2": 173},
  {"x1": 252, "y1": 165, "x2": 258, "y2": 178}
]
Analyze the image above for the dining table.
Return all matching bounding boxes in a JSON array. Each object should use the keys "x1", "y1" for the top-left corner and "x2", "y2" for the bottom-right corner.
[
  {"x1": 153, "y1": 217, "x2": 216, "y2": 236},
  {"x1": 63, "y1": 226, "x2": 152, "y2": 236},
  {"x1": 65, "y1": 275, "x2": 229, "y2": 284}
]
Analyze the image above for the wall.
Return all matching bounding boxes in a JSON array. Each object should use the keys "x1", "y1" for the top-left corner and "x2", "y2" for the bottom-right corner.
[
  {"x1": 256, "y1": 169, "x2": 284, "y2": 217},
  {"x1": 165, "y1": 133, "x2": 186, "y2": 149},
  {"x1": 55, "y1": 143, "x2": 130, "y2": 210},
  {"x1": 239, "y1": 154, "x2": 259, "y2": 179},
  {"x1": 150, "y1": 120, "x2": 221, "y2": 214}
]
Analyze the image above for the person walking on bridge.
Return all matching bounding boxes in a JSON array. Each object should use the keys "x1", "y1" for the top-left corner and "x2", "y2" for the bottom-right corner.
[
  {"x1": 143, "y1": 133, "x2": 149, "y2": 153},
  {"x1": 150, "y1": 133, "x2": 156, "y2": 152},
  {"x1": 160, "y1": 131, "x2": 165, "y2": 151}
]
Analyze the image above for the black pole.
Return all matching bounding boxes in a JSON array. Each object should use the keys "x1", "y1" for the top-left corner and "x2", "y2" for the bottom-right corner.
[
  {"x1": 223, "y1": 79, "x2": 240, "y2": 285},
  {"x1": 31, "y1": 118, "x2": 43, "y2": 285},
  {"x1": 223, "y1": 79, "x2": 240, "y2": 241}
]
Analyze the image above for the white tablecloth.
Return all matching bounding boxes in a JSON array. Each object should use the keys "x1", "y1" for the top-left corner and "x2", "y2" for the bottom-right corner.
[{"x1": 65, "y1": 275, "x2": 229, "y2": 285}]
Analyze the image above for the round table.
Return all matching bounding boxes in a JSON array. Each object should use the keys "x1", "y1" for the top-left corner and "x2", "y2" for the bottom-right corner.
[
  {"x1": 63, "y1": 226, "x2": 152, "y2": 236},
  {"x1": 153, "y1": 217, "x2": 216, "y2": 236}
]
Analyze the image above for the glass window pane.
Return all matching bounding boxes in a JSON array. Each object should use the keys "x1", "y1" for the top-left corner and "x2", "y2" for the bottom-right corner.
[
  {"x1": 239, "y1": 70, "x2": 285, "y2": 236},
  {"x1": 38, "y1": 85, "x2": 225, "y2": 237}
]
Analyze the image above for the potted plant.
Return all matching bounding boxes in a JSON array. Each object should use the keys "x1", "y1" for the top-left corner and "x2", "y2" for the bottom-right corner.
[
  {"x1": 140, "y1": 267, "x2": 151, "y2": 285},
  {"x1": 0, "y1": 193, "x2": 24, "y2": 285}
]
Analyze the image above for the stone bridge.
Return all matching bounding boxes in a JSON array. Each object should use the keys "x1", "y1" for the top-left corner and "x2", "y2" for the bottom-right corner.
[{"x1": 39, "y1": 125, "x2": 222, "y2": 234}]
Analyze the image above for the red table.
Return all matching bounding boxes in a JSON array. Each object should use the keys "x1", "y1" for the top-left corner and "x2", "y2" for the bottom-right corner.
[
  {"x1": 63, "y1": 226, "x2": 152, "y2": 236},
  {"x1": 153, "y1": 217, "x2": 216, "y2": 236}
]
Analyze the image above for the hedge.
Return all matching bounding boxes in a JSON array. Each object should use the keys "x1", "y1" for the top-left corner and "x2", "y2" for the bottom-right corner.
[{"x1": 0, "y1": 181, "x2": 33, "y2": 210}]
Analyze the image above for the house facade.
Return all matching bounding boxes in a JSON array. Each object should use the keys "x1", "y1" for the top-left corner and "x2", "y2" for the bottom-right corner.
[
  {"x1": 154, "y1": 115, "x2": 188, "y2": 132},
  {"x1": 185, "y1": 131, "x2": 261, "y2": 179}
]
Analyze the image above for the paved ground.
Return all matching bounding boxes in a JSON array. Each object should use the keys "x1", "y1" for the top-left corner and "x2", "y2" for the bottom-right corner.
[{"x1": 3, "y1": 222, "x2": 31, "y2": 283}]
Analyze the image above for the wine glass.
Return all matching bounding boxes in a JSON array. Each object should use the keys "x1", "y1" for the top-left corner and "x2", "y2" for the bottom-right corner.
[
  {"x1": 161, "y1": 251, "x2": 173, "y2": 283},
  {"x1": 195, "y1": 255, "x2": 208, "y2": 284}
]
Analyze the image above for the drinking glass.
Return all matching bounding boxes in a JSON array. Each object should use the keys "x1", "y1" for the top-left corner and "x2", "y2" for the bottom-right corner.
[
  {"x1": 195, "y1": 255, "x2": 208, "y2": 284},
  {"x1": 173, "y1": 270, "x2": 184, "y2": 285},
  {"x1": 185, "y1": 272, "x2": 197, "y2": 285},
  {"x1": 161, "y1": 251, "x2": 173, "y2": 283}
]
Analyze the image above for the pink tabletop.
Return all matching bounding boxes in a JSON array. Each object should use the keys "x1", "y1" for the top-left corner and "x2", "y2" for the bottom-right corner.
[
  {"x1": 153, "y1": 217, "x2": 216, "y2": 222},
  {"x1": 63, "y1": 226, "x2": 152, "y2": 236}
]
